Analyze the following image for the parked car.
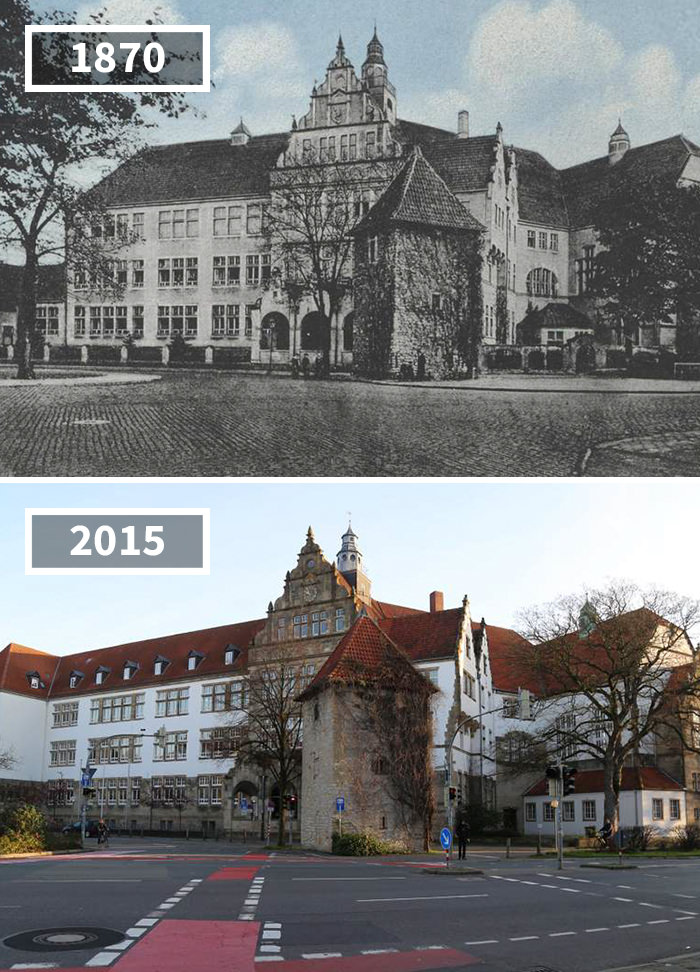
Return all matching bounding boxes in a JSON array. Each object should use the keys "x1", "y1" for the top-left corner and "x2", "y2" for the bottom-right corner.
[{"x1": 62, "y1": 820, "x2": 99, "y2": 837}]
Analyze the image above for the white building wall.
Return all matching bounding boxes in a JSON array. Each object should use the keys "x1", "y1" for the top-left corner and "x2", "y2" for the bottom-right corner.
[
  {"x1": 0, "y1": 690, "x2": 50, "y2": 781},
  {"x1": 523, "y1": 789, "x2": 687, "y2": 837}
]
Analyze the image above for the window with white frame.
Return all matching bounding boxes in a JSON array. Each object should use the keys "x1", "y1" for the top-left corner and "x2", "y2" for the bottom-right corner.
[
  {"x1": 154, "y1": 731, "x2": 188, "y2": 761},
  {"x1": 562, "y1": 801, "x2": 575, "y2": 821},
  {"x1": 154, "y1": 657, "x2": 169, "y2": 676},
  {"x1": 52, "y1": 701, "x2": 79, "y2": 726},
  {"x1": 527, "y1": 230, "x2": 536, "y2": 248},
  {"x1": 200, "y1": 727, "x2": 242, "y2": 759},
  {"x1": 670, "y1": 798, "x2": 681, "y2": 820},
  {"x1": 89, "y1": 735, "x2": 142, "y2": 764},
  {"x1": 293, "y1": 615, "x2": 308, "y2": 638},
  {"x1": 582, "y1": 800, "x2": 597, "y2": 821},
  {"x1": 652, "y1": 798, "x2": 664, "y2": 820},
  {"x1": 213, "y1": 205, "x2": 243, "y2": 237},
  {"x1": 155, "y1": 687, "x2": 189, "y2": 717},
  {"x1": 36, "y1": 305, "x2": 60, "y2": 336},
  {"x1": 90, "y1": 693, "x2": 144, "y2": 724},
  {"x1": 131, "y1": 306, "x2": 144, "y2": 338},
  {"x1": 335, "y1": 608, "x2": 346, "y2": 632},
  {"x1": 74, "y1": 306, "x2": 86, "y2": 337},
  {"x1": 212, "y1": 255, "x2": 241, "y2": 287},
  {"x1": 525, "y1": 802, "x2": 537, "y2": 822},
  {"x1": 158, "y1": 210, "x2": 173, "y2": 239},
  {"x1": 187, "y1": 652, "x2": 203, "y2": 671},
  {"x1": 211, "y1": 304, "x2": 240, "y2": 337},
  {"x1": 245, "y1": 305, "x2": 255, "y2": 337},
  {"x1": 224, "y1": 646, "x2": 239, "y2": 666},
  {"x1": 94, "y1": 668, "x2": 109, "y2": 685},
  {"x1": 538, "y1": 231, "x2": 548, "y2": 249},
  {"x1": 246, "y1": 204, "x2": 262, "y2": 235},
  {"x1": 130, "y1": 777, "x2": 141, "y2": 804},
  {"x1": 246, "y1": 254, "x2": 260, "y2": 286},
  {"x1": 550, "y1": 233, "x2": 559, "y2": 252},
  {"x1": 132, "y1": 212, "x2": 144, "y2": 238},
  {"x1": 543, "y1": 802, "x2": 555, "y2": 822},
  {"x1": 311, "y1": 612, "x2": 329, "y2": 637},
  {"x1": 527, "y1": 268, "x2": 559, "y2": 299},
  {"x1": 367, "y1": 236, "x2": 379, "y2": 263},
  {"x1": 198, "y1": 775, "x2": 223, "y2": 805},
  {"x1": 49, "y1": 739, "x2": 76, "y2": 766}
]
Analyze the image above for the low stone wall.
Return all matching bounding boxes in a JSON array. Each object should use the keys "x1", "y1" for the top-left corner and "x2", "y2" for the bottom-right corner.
[
  {"x1": 481, "y1": 344, "x2": 627, "y2": 374},
  {"x1": 675, "y1": 363, "x2": 700, "y2": 380}
]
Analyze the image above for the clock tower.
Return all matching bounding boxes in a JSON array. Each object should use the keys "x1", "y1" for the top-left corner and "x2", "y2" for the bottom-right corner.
[
  {"x1": 336, "y1": 523, "x2": 371, "y2": 603},
  {"x1": 361, "y1": 28, "x2": 397, "y2": 125}
]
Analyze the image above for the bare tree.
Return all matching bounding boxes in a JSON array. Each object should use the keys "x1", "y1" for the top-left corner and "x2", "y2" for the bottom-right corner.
[
  {"x1": 229, "y1": 645, "x2": 304, "y2": 847},
  {"x1": 267, "y1": 150, "x2": 394, "y2": 371},
  {"x1": 0, "y1": 742, "x2": 16, "y2": 771},
  {"x1": 511, "y1": 582, "x2": 700, "y2": 836}
]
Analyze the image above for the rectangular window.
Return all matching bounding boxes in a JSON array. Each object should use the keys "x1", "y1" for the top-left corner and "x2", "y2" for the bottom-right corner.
[
  {"x1": 693, "y1": 772, "x2": 700, "y2": 792},
  {"x1": 186, "y1": 208, "x2": 199, "y2": 238},
  {"x1": 543, "y1": 803, "x2": 555, "y2": 822},
  {"x1": 90, "y1": 693, "x2": 145, "y2": 724},
  {"x1": 340, "y1": 134, "x2": 348, "y2": 161},
  {"x1": 155, "y1": 687, "x2": 189, "y2": 717},
  {"x1": 213, "y1": 205, "x2": 243, "y2": 237},
  {"x1": 582, "y1": 800, "x2": 597, "y2": 822},
  {"x1": 36, "y1": 305, "x2": 60, "y2": 336},
  {"x1": 131, "y1": 260, "x2": 144, "y2": 288},
  {"x1": 157, "y1": 306, "x2": 170, "y2": 338},
  {"x1": 158, "y1": 210, "x2": 172, "y2": 239},
  {"x1": 319, "y1": 137, "x2": 327, "y2": 161},
  {"x1": 201, "y1": 683, "x2": 231, "y2": 713},
  {"x1": 349, "y1": 133, "x2": 357, "y2": 161},
  {"x1": 171, "y1": 305, "x2": 184, "y2": 335},
  {"x1": 245, "y1": 305, "x2": 254, "y2": 337},
  {"x1": 130, "y1": 777, "x2": 141, "y2": 804},
  {"x1": 562, "y1": 801, "x2": 575, "y2": 822},
  {"x1": 334, "y1": 608, "x2": 346, "y2": 633},
  {"x1": 261, "y1": 253, "x2": 271, "y2": 285},
  {"x1": 185, "y1": 257, "x2": 198, "y2": 287},
  {"x1": 185, "y1": 305, "x2": 198, "y2": 336},
  {"x1": 48, "y1": 780, "x2": 76, "y2": 807},
  {"x1": 311, "y1": 611, "x2": 329, "y2": 637},
  {"x1": 172, "y1": 257, "x2": 184, "y2": 287},
  {"x1": 293, "y1": 614, "x2": 308, "y2": 639},
  {"x1": 367, "y1": 236, "x2": 378, "y2": 263},
  {"x1": 550, "y1": 233, "x2": 559, "y2": 252},
  {"x1": 366, "y1": 131, "x2": 376, "y2": 158},
  {"x1": 132, "y1": 306, "x2": 144, "y2": 338},
  {"x1": 527, "y1": 230, "x2": 536, "y2": 248},
  {"x1": 48, "y1": 734, "x2": 74, "y2": 766},
  {"x1": 246, "y1": 255, "x2": 260, "y2": 286},
  {"x1": 424, "y1": 668, "x2": 439, "y2": 686},
  {"x1": 172, "y1": 209, "x2": 185, "y2": 239},
  {"x1": 200, "y1": 727, "x2": 241, "y2": 759},
  {"x1": 89, "y1": 306, "x2": 102, "y2": 337},
  {"x1": 652, "y1": 798, "x2": 664, "y2": 820},
  {"x1": 52, "y1": 701, "x2": 79, "y2": 727},
  {"x1": 538, "y1": 231, "x2": 548, "y2": 249},
  {"x1": 89, "y1": 735, "x2": 142, "y2": 764},
  {"x1": 115, "y1": 260, "x2": 128, "y2": 286},
  {"x1": 154, "y1": 731, "x2": 188, "y2": 761},
  {"x1": 132, "y1": 212, "x2": 144, "y2": 238},
  {"x1": 525, "y1": 802, "x2": 536, "y2": 822},
  {"x1": 158, "y1": 259, "x2": 171, "y2": 288},
  {"x1": 102, "y1": 306, "x2": 114, "y2": 337},
  {"x1": 115, "y1": 306, "x2": 128, "y2": 336},
  {"x1": 670, "y1": 799, "x2": 681, "y2": 820}
]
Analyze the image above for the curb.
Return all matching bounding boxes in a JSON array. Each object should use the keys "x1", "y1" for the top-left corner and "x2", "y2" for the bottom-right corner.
[
  {"x1": 0, "y1": 848, "x2": 86, "y2": 859},
  {"x1": 605, "y1": 949, "x2": 700, "y2": 971},
  {"x1": 580, "y1": 862, "x2": 638, "y2": 870},
  {"x1": 360, "y1": 378, "x2": 700, "y2": 396},
  {"x1": 421, "y1": 867, "x2": 484, "y2": 875}
]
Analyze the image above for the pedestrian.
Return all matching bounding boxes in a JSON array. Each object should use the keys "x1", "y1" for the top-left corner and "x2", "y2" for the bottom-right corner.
[
  {"x1": 301, "y1": 354, "x2": 310, "y2": 379},
  {"x1": 291, "y1": 354, "x2": 300, "y2": 379},
  {"x1": 97, "y1": 819, "x2": 109, "y2": 847},
  {"x1": 417, "y1": 351, "x2": 426, "y2": 381},
  {"x1": 456, "y1": 810, "x2": 470, "y2": 860}
]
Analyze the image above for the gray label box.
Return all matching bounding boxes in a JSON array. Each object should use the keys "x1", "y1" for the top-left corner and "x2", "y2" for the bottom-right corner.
[{"x1": 27, "y1": 510, "x2": 209, "y2": 574}]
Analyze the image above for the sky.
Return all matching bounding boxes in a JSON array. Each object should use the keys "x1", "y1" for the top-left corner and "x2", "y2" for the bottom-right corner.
[
  {"x1": 28, "y1": 0, "x2": 700, "y2": 170},
  {"x1": 3, "y1": 479, "x2": 700, "y2": 657}
]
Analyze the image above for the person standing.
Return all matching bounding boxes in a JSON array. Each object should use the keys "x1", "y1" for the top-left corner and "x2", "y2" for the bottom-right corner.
[{"x1": 456, "y1": 810, "x2": 470, "y2": 860}]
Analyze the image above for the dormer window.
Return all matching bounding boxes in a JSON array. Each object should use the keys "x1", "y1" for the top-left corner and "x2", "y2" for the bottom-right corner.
[
  {"x1": 187, "y1": 650, "x2": 204, "y2": 672},
  {"x1": 123, "y1": 661, "x2": 138, "y2": 681},
  {"x1": 154, "y1": 656, "x2": 170, "y2": 676},
  {"x1": 95, "y1": 666, "x2": 110, "y2": 686},
  {"x1": 69, "y1": 671, "x2": 83, "y2": 689},
  {"x1": 27, "y1": 671, "x2": 42, "y2": 690},
  {"x1": 224, "y1": 645, "x2": 240, "y2": 666}
]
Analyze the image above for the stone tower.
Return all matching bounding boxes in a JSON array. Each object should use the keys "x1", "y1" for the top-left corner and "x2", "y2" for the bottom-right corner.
[
  {"x1": 609, "y1": 120, "x2": 630, "y2": 165},
  {"x1": 361, "y1": 27, "x2": 397, "y2": 125},
  {"x1": 336, "y1": 523, "x2": 371, "y2": 603}
]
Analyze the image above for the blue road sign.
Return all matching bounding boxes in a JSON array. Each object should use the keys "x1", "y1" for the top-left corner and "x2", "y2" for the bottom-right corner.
[
  {"x1": 240, "y1": 797, "x2": 248, "y2": 812},
  {"x1": 80, "y1": 774, "x2": 90, "y2": 788},
  {"x1": 336, "y1": 797, "x2": 345, "y2": 812},
  {"x1": 440, "y1": 827, "x2": 452, "y2": 850}
]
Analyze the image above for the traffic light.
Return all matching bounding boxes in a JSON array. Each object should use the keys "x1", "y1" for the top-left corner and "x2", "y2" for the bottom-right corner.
[
  {"x1": 545, "y1": 764, "x2": 562, "y2": 781},
  {"x1": 82, "y1": 787, "x2": 96, "y2": 798},
  {"x1": 562, "y1": 766, "x2": 577, "y2": 796},
  {"x1": 448, "y1": 786, "x2": 457, "y2": 802}
]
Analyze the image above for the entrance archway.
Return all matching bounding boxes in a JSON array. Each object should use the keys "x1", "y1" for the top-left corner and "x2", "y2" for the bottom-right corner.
[
  {"x1": 260, "y1": 312, "x2": 290, "y2": 351},
  {"x1": 300, "y1": 312, "x2": 329, "y2": 351}
]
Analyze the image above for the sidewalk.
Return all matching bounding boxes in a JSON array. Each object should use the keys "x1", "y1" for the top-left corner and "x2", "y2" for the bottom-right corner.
[
  {"x1": 609, "y1": 952, "x2": 700, "y2": 971},
  {"x1": 369, "y1": 373, "x2": 700, "y2": 394}
]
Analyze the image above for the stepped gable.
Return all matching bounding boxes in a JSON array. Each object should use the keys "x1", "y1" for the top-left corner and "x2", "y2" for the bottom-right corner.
[
  {"x1": 355, "y1": 145, "x2": 483, "y2": 234},
  {"x1": 561, "y1": 134, "x2": 700, "y2": 228},
  {"x1": 49, "y1": 618, "x2": 266, "y2": 698},
  {"x1": 526, "y1": 766, "x2": 682, "y2": 796},
  {"x1": 86, "y1": 133, "x2": 290, "y2": 207},
  {"x1": 298, "y1": 615, "x2": 433, "y2": 699},
  {"x1": 0, "y1": 642, "x2": 59, "y2": 698}
]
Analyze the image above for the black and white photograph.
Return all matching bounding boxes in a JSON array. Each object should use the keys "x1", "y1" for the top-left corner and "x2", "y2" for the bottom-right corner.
[{"x1": 2, "y1": 0, "x2": 700, "y2": 475}]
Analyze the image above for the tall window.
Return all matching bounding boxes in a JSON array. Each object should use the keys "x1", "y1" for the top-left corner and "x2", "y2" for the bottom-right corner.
[
  {"x1": 247, "y1": 204, "x2": 262, "y2": 235},
  {"x1": 132, "y1": 306, "x2": 144, "y2": 338},
  {"x1": 132, "y1": 212, "x2": 144, "y2": 238},
  {"x1": 89, "y1": 736, "x2": 142, "y2": 764},
  {"x1": 538, "y1": 231, "x2": 548, "y2": 249},
  {"x1": 200, "y1": 727, "x2": 242, "y2": 759},
  {"x1": 36, "y1": 306, "x2": 59, "y2": 336},
  {"x1": 186, "y1": 208, "x2": 199, "y2": 238},
  {"x1": 293, "y1": 614, "x2": 308, "y2": 638},
  {"x1": 245, "y1": 305, "x2": 255, "y2": 337},
  {"x1": 367, "y1": 236, "x2": 378, "y2": 263},
  {"x1": 550, "y1": 233, "x2": 559, "y2": 252},
  {"x1": 577, "y1": 245, "x2": 596, "y2": 294},
  {"x1": 212, "y1": 256, "x2": 241, "y2": 287},
  {"x1": 311, "y1": 612, "x2": 328, "y2": 636},
  {"x1": 349, "y1": 133, "x2": 357, "y2": 160},
  {"x1": 185, "y1": 305, "x2": 198, "y2": 337},
  {"x1": 335, "y1": 608, "x2": 346, "y2": 632},
  {"x1": 158, "y1": 210, "x2": 172, "y2": 239},
  {"x1": 90, "y1": 693, "x2": 145, "y2": 724},
  {"x1": 670, "y1": 799, "x2": 681, "y2": 820},
  {"x1": 562, "y1": 801, "x2": 575, "y2": 821},
  {"x1": 525, "y1": 802, "x2": 536, "y2": 822},
  {"x1": 201, "y1": 683, "x2": 230, "y2": 713},
  {"x1": 155, "y1": 687, "x2": 189, "y2": 717},
  {"x1": 543, "y1": 802, "x2": 555, "y2": 822},
  {"x1": 154, "y1": 731, "x2": 188, "y2": 761},
  {"x1": 131, "y1": 260, "x2": 144, "y2": 287},
  {"x1": 198, "y1": 775, "x2": 223, "y2": 804},
  {"x1": 527, "y1": 230, "x2": 536, "y2": 248},
  {"x1": 652, "y1": 798, "x2": 664, "y2": 820},
  {"x1": 582, "y1": 800, "x2": 597, "y2": 821},
  {"x1": 246, "y1": 255, "x2": 260, "y2": 286},
  {"x1": 526, "y1": 268, "x2": 558, "y2": 298},
  {"x1": 211, "y1": 304, "x2": 240, "y2": 337}
]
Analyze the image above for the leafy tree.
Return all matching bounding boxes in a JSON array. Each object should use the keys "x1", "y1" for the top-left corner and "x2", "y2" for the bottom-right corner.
[
  {"x1": 0, "y1": 0, "x2": 197, "y2": 377},
  {"x1": 590, "y1": 174, "x2": 700, "y2": 354},
  {"x1": 509, "y1": 582, "x2": 700, "y2": 837}
]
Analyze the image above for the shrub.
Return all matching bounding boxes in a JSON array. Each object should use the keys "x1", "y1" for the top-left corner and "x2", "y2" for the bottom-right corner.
[
  {"x1": 619, "y1": 825, "x2": 658, "y2": 851},
  {"x1": 332, "y1": 832, "x2": 407, "y2": 856},
  {"x1": 670, "y1": 824, "x2": 700, "y2": 850},
  {"x1": 0, "y1": 804, "x2": 47, "y2": 855}
]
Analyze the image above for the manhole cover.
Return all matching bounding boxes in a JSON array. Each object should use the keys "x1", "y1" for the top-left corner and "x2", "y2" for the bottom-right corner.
[{"x1": 4, "y1": 927, "x2": 124, "y2": 952}]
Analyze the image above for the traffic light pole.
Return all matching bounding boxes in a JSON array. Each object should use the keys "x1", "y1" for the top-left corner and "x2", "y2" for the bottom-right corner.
[{"x1": 557, "y1": 761, "x2": 564, "y2": 871}]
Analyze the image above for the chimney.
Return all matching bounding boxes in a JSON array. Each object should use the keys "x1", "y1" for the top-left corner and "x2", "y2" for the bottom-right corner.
[
  {"x1": 457, "y1": 110, "x2": 469, "y2": 139},
  {"x1": 429, "y1": 591, "x2": 444, "y2": 613}
]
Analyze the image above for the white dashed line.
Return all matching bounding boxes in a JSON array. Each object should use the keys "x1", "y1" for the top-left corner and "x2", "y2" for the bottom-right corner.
[
  {"x1": 618, "y1": 923, "x2": 641, "y2": 929},
  {"x1": 301, "y1": 954, "x2": 343, "y2": 960},
  {"x1": 586, "y1": 927, "x2": 609, "y2": 933},
  {"x1": 510, "y1": 935, "x2": 539, "y2": 941},
  {"x1": 549, "y1": 931, "x2": 576, "y2": 937},
  {"x1": 647, "y1": 919, "x2": 669, "y2": 924},
  {"x1": 85, "y1": 955, "x2": 118, "y2": 967},
  {"x1": 465, "y1": 939, "x2": 498, "y2": 945}
]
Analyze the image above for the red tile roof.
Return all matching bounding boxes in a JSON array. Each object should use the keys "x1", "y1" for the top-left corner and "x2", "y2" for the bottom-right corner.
[
  {"x1": 300, "y1": 616, "x2": 434, "y2": 698},
  {"x1": 479, "y1": 623, "x2": 538, "y2": 693},
  {"x1": 370, "y1": 600, "x2": 426, "y2": 620},
  {"x1": 525, "y1": 766, "x2": 683, "y2": 796},
  {"x1": 49, "y1": 619, "x2": 266, "y2": 698},
  {"x1": 0, "y1": 643, "x2": 60, "y2": 698},
  {"x1": 378, "y1": 608, "x2": 464, "y2": 662}
]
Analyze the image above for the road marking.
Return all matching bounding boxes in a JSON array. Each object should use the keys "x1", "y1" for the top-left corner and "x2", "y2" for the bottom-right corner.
[
  {"x1": 520, "y1": 880, "x2": 539, "y2": 885},
  {"x1": 676, "y1": 916, "x2": 695, "y2": 920},
  {"x1": 135, "y1": 918, "x2": 158, "y2": 927},
  {"x1": 292, "y1": 877, "x2": 406, "y2": 881},
  {"x1": 510, "y1": 935, "x2": 539, "y2": 941},
  {"x1": 465, "y1": 940, "x2": 498, "y2": 945},
  {"x1": 262, "y1": 931, "x2": 282, "y2": 941},
  {"x1": 14, "y1": 879, "x2": 142, "y2": 883},
  {"x1": 85, "y1": 955, "x2": 118, "y2": 967},
  {"x1": 617, "y1": 885, "x2": 633, "y2": 889},
  {"x1": 125, "y1": 928, "x2": 146, "y2": 937},
  {"x1": 540, "y1": 884, "x2": 557, "y2": 889},
  {"x1": 301, "y1": 954, "x2": 343, "y2": 959},
  {"x1": 618, "y1": 924, "x2": 641, "y2": 929},
  {"x1": 254, "y1": 958, "x2": 284, "y2": 963},
  {"x1": 105, "y1": 941, "x2": 133, "y2": 951},
  {"x1": 586, "y1": 928, "x2": 609, "y2": 933},
  {"x1": 639, "y1": 902, "x2": 663, "y2": 909},
  {"x1": 648, "y1": 919, "x2": 669, "y2": 924},
  {"x1": 561, "y1": 888, "x2": 580, "y2": 893},
  {"x1": 549, "y1": 931, "x2": 576, "y2": 937},
  {"x1": 10, "y1": 965, "x2": 58, "y2": 969},
  {"x1": 356, "y1": 894, "x2": 488, "y2": 902},
  {"x1": 361, "y1": 949, "x2": 400, "y2": 954},
  {"x1": 613, "y1": 897, "x2": 633, "y2": 902},
  {"x1": 259, "y1": 946, "x2": 281, "y2": 953},
  {"x1": 674, "y1": 894, "x2": 696, "y2": 899}
]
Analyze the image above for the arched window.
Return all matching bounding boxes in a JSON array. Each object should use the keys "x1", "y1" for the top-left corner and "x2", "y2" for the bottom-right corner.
[
  {"x1": 526, "y1": 268, "x2": 559, "y2": 298},
  {"x1": 260, "y1": 312, "x2": 290, "y2": 351}
]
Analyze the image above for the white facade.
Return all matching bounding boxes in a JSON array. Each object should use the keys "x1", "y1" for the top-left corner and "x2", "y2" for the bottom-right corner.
[{"x1": 524, "y1": 789, "x2": 687, "y2": 838}]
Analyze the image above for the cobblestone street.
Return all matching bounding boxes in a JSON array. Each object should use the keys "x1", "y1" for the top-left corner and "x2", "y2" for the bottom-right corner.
[{"x1": 1, "y1": 372, "x2": 700, "y2": 476}]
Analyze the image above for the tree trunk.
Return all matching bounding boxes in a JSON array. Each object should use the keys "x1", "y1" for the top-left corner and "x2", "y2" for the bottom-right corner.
[
  {"x1": 603, "y1": 759, "x2": 622, "y2": 839},
  {"x1": 16, "y1": 248, "x2": 38, "y2": 380},
  {"x1": 277, "y1": 799, "x2": 286, "y2": 847}
]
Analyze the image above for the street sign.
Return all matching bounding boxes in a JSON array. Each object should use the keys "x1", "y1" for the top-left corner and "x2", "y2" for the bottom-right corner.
[
  {"x1": 240, "y1": 797, "x2": 248, "y2": 812},
  {"x1": 440, "y1": 827, "x2": 452, "y2": 850},
  {"x1": 336, "y1": 797, "x2": 345, "y2": 813}
]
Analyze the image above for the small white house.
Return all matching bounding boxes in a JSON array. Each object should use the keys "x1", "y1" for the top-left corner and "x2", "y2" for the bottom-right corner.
[{"x1": 523, "y1": 767, "x2": 686, "y2": 838}]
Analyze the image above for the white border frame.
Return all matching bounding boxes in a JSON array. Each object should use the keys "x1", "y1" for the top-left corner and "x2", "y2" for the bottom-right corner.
[
  {"x1": 25, "y1": 507, "x2": 210, "y2": 576},
  {"x1": 24, "y1": 24, "x2": 210, "y2": 92}
]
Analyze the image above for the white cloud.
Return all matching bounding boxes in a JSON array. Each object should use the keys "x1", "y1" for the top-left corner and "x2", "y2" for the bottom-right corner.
[
  {"x1": 401, "y1": 88, "x2": 472, "y2": 134},
  {"x1": 76, "y1": 0, "x2": 183, "y2": 24},
  {"x1": 629, "y1": 45, "x2": 681, "y2": 115},
  {"x1": 214, "y1": 23, "x2": 301, "y2": 82},
  {"x1": 469, "y1": 0, "x2": 623, "y2": 99},
  {"x1": 683, "y1": 75, "x2": 700, "y2": 134}
]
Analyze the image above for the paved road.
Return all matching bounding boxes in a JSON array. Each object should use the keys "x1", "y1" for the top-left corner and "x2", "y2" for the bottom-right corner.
[
  {"x1": 3, "y1": 839, "x2": 700, "y2": 971},
  {"x1": 1, "y1": 373, "x2": 700, "y2": 476}
]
